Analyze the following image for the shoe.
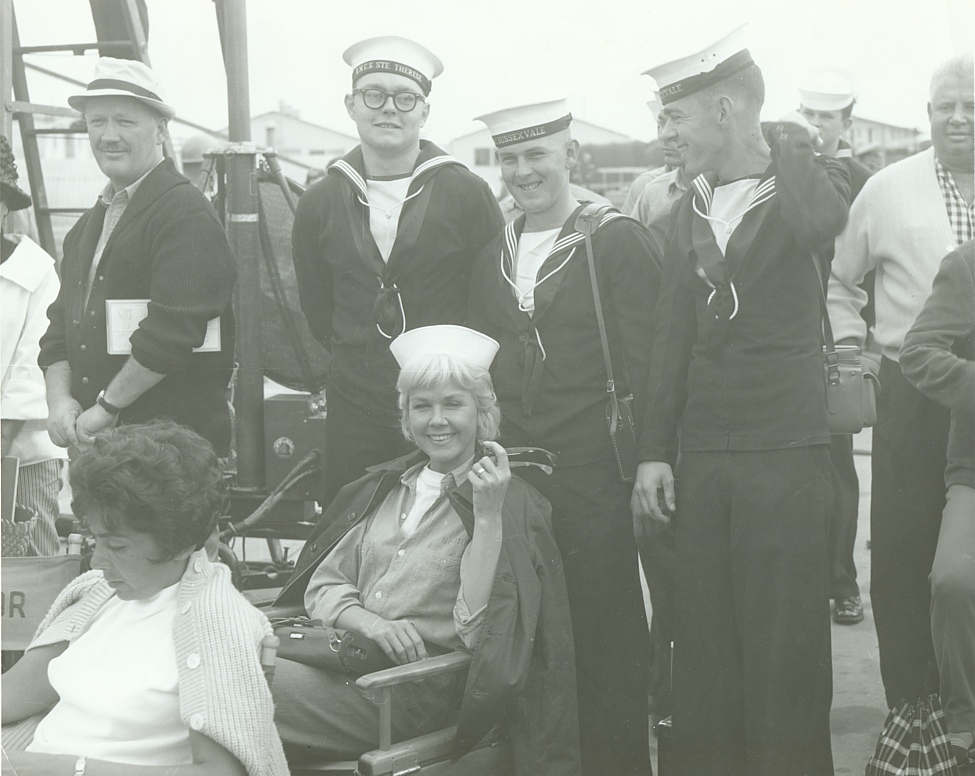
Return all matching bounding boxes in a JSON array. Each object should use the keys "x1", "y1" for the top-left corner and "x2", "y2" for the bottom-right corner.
[{"x1": 832, "y1": 595, "x2": 865, "y2": 624}]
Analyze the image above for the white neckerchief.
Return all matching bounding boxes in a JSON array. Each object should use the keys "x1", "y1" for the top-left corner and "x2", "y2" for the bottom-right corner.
[
  {"x1": 511, "y1": 228, "x2": 560, "y2": 314},
  {"x1": 363, "y1": 177, "x2": 416, "y2": 262}
]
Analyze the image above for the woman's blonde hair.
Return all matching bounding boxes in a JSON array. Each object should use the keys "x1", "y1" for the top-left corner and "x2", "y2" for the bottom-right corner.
[{"x1": 397, "y1": 353, "x2": 500, "y2": 444}]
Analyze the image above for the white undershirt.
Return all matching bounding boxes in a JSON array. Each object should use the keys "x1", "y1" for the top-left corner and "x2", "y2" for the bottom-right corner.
[
  {"x1": 401, "y1": 465, "x2": 446, "y2": 537},
  {"x1": 28, "y1": 582, "x2": 191, "y2": 766},
  {"x1": 513, "y1": 228, "x2": 560, "y2": 313},
  {"x1": 365, "y1": 177, "x2": 413, "y2": 262},
  {"x1": 705, "y1": 179, "x2": 761, "y2": 255}
]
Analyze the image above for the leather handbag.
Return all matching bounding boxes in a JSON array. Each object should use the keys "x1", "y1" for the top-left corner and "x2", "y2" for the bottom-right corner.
[
  {"x1": 271, "y1": 616, "x2": 394, "y2": 676},
  {"x1": 576, "y1": 204, "x2": 638, "y2": 482},
  {"x1": 809, "y1": 251, "x2": 880, "y2": 434}
]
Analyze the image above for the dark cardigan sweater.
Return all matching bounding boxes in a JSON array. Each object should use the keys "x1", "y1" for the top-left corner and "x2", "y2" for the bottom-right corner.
[{"x1": 39, "y1": 158, "x2": 236, "y2": 454}]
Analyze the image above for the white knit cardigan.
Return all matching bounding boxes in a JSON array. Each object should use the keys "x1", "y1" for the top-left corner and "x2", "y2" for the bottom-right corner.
[
  {"x1": 24, "y1": 549, "x2": 290, "y2": 776},
  {"x1": 828, "y1": 147, "x2": 959, "y2": 361}
]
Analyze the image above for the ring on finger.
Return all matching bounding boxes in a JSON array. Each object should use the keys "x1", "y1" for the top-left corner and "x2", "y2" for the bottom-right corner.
[{"x1": 475, "y1": 466, "x2": 485, "y2": 475}]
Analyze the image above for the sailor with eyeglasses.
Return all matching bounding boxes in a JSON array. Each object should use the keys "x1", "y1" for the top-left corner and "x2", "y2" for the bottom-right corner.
[{"x1": 291, "y1": 36, "x2": 503, "y2": 505}]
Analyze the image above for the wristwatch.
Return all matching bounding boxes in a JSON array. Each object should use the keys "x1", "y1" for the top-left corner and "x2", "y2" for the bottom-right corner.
[
  {"x1": 74, "y1": 755, "x2": 87, "y2": 776},
  {"x1": 95, "y1": 390, "x2": 121, "y2": 415}
]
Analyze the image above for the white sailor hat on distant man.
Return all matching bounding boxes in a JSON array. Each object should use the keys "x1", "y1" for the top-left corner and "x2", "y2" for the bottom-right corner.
[
  {"x1": 68, "y1": 57, "x2": 175, "y2": 120},
  {"x1": 798, "y1": 69, "x2": 856, "y2": 112},
  {"x1": 642, "y1": 24, "x2": 753, "y2": 105},
  {"x1": 343, "y1": 36, "x2": 444, "y2": 96},
  {"x1": 475, "y1": 98, "x2": 572, "y2": 148},
  {"x1": 390, "y1": 325, "x2": 499, "y2": 371}
]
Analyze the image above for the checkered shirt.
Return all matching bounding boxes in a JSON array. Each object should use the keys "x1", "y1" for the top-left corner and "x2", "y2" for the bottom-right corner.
[{"x1": 935, "y1": 156, "x2": 974, "y2": 245}]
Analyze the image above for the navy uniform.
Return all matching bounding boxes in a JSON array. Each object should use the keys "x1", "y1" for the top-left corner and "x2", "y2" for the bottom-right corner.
[
  {"x1": 641, "y1": 28, "x2": 850, "y2": 776},
  {"x1": 291, "y1": 38, "x2": 503, "y2": 504},
  {"x1": 470, "y1": 100, "x2": 661, "y2": 775}
]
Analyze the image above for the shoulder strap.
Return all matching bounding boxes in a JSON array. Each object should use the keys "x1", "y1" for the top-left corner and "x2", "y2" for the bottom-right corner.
[
  {"x1": 808, "y1": 249, "x2": 841, "y2": 385},
  {"x1": 575, "y1": 203, "x2": 621, "y2": 424}
]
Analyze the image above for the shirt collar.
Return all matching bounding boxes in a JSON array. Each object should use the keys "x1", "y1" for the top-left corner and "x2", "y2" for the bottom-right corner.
[
  {"x1": 98, "y1": 157, "x2": 165, "y2": 206},
  {"x1": 400, "y1": 454, "x2": 476, "y2": 495}
]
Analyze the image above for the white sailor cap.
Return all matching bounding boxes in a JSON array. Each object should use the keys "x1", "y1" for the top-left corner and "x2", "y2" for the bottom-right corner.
[
  {"x1": 343, "y1": 36, "x2": 443, "y2": 96},
  {"x1": 798, "y1": 69, "x2": 856, "y2": 112},
  {"x1": 475, "y1": 98, "x2": 572, "y2": 148},
  {"x1": 642, "y1": 24, "x2": 753, "y2": 105},
  {"x1": 390, "y1": 325, "x2": 499, "y2": 371}
]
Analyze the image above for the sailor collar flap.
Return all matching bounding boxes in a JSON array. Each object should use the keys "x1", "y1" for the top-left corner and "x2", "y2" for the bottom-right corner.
[
  {"x1": 500, "y1": 203, "x2": 627, "y2": 415},
  {"x1": 677, "y1": 171, "x2": 778, "y2": 347},
  {"x1": 499, "y1": 204, "x2": 627, "y2": 322},
  {"x1": 328, "y1": 141, "x2": 464, "y2": 201}
]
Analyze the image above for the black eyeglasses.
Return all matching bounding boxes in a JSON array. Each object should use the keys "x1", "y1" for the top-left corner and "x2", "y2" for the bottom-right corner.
[{"x1": 353, "y1": 88, "x2": 425, "y2": 113}]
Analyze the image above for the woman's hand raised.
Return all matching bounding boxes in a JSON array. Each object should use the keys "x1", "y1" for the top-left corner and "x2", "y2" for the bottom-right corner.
[{"x1": 469, "y1": 440, "x2": 510, "y2": 522}]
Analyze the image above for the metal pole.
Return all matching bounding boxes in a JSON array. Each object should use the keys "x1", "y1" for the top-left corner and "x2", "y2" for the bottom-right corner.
[
  {"x1": 1, "y1": 0, "x2": 13, "y2": 139},
  {"x1": 220, "y1": 0, "x2": 265, "y2": 491}
]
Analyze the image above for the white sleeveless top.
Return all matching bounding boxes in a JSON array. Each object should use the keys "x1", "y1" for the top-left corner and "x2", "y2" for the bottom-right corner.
[{"x1": 28, "y1": 582, "x2": 192, "y2": 766}]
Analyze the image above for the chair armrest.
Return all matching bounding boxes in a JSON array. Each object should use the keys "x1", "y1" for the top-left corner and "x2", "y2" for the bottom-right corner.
[{"x1": 356, "y1": 651, "x2": 472, "y2": 690}]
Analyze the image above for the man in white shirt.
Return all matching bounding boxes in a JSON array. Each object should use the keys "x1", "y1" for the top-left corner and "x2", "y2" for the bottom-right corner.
[{"x1": 827, "y1": 54, "x2": 974, "y2": 710}]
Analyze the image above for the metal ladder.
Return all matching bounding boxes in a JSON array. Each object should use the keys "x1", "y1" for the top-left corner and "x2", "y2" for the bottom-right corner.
[{"x1": 0, "y1": 0, "x2": 165, "y2": 257}]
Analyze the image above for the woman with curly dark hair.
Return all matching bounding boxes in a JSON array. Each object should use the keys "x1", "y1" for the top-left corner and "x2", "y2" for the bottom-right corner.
[{"x1": 1, "y1": 421, "x2": 288, "y2": 776}]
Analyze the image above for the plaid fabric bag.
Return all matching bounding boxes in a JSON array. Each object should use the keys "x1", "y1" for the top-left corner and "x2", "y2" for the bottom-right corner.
[
  {"x1": 1, "y1": 504, "x2": 38, "y2": 557},
  {"x1": 865, "y1": 695, "x2": 960, "y2": 776}
]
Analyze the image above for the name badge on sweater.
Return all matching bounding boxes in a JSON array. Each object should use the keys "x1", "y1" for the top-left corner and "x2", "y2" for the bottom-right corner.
[{"x1": 105, "y1": 299, "x2": 221, "y2": 355}]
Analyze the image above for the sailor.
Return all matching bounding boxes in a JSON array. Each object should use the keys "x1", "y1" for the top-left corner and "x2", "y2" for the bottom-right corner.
[
  {"x1": 291, "y1": 36, "x2": 503, "y2": 505},
  {"x1": 636, "y1": 26, "x2": 851, "y2": 775},
  {"x1": 469, "y1": 98, "x2": 662, "y2": 775}
]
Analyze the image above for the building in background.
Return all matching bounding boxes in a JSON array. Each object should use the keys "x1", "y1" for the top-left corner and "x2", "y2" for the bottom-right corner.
[{"x1": 240, "y1": 102, "x2": 358, "y2": 182}]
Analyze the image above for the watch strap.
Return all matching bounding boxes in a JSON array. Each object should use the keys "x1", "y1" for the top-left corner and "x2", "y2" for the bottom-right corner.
[{"x1": 96, "y1": 390, "x2": 121, "y2": 415}]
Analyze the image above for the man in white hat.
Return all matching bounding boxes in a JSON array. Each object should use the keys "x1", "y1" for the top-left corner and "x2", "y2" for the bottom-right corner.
[
  {"x1": 635, "y1": 26, "x2": 851, "y2": 775},
  {"x1": 827, "y1": 54, "x2": 973, "y2": 728},
  {"x1": 38, "y1": 57, "x2": 236, "y2": 456},
  {"x1": 291, "y1": 36, "x2": 502, "y2": 506},
  {"x1": 798, "y1": 69, "x2": 873, "y2": 198},
  {"x1": 795, "y1": 69, "x2": 875, "y2": 629},
  {"x1": 469, "y1": 97, "x2": 661, "y2": 775}
]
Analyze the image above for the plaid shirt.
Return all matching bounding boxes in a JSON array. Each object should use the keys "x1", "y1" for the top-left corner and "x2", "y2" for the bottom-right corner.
[{"x1": 935, "y1": 156, "x2": 974, "y2": 245}]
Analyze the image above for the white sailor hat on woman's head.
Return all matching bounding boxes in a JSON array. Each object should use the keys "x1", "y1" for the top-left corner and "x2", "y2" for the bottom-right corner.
[
  {"x1": 343, "y1": 36, "x2": 444, "y2": 96},
  {"x1": 475, "y1": 98, "x2": 572, "y2": 148},
  {"x1": 642, "y1": 24, "x2": 753, "y2": 105},
  {"x1": 390, "y1": 325, "x2": 499, "y2": 371},
  {"x1": 798, "y1": 69, "x2": 857, "y2": 112},
  {"x1": 68, "y1": 57, "x2": 175, "y2": 119}
]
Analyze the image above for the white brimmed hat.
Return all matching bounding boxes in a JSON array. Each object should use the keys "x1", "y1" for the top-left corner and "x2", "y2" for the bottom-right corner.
[
  {"x1": 390, "y1": 325, "x2": 499, "y2": 371},
  {"x1": 475, "y1": 98, "x2": 572, "y2": 148},
  {"x1": 68, "y1": 57, "x2": 175, "y2": 119},
  {"x1": 798, "y1": 69, "x2": 856, "y2": 112},
  {"x1": 642, "y1": 24, "x2": 753, "y2": 105},
  {"x1": 343, "y1": 36, "x2": 443, "y2": 96}
]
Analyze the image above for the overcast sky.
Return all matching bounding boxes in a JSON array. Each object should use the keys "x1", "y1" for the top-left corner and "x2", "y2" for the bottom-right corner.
[{"x1": 13, "y1": 0, "x2": 974, "y2": 144}]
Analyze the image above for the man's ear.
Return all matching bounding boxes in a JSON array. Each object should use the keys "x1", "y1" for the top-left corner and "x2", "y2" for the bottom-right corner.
[
  {"x1": 344, "y1": 93, "x2": 356, "y2": 118},
  {"x1": 842, "y1": 116, "x2": 853, "y2": 134},
  {"x1": 420, "y1": 101, "x2": 430, "y2": 127},
  {"x1": 565, "y1": 138, "x2": 581, "y2": 168},
  {"x1": 156, "y1": 119, "x2": 169, "y2": 145},
  {"x1": 717, "y1": 95, "x2": 735, "y2": 127},
  {"x1": 927, "y1": 101, "x2": 933, "y2": 122}
]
